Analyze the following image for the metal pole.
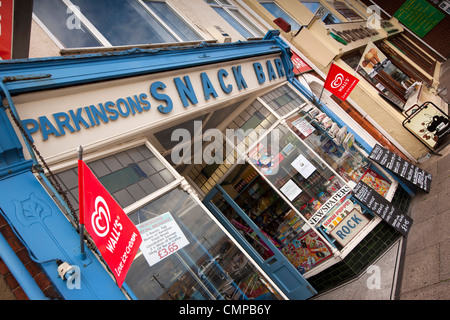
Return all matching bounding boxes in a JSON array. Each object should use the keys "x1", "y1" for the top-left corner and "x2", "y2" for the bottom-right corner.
[
  {"x1": 0, "y1": 232, "x2": 48, "y2": 300},
  {"x1": 317, "y1": 85, "x2": 325, "y2": 105},
  {"x1": 77, "y1": 146, "x2": 86, "y2": 260}
]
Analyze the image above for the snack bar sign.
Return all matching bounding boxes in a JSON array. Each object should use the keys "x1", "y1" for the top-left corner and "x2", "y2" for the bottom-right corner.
[
  {"x1": 20, "y1": 57, "x2": 287, "y2": 143},
  {"x1": 137, "y1": 212, "x2": 189, "y2": 267}
]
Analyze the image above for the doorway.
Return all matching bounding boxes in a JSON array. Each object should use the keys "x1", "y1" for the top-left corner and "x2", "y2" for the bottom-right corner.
[{"x1": 203, "y1": 164, "x2": 319, "y2": 300}]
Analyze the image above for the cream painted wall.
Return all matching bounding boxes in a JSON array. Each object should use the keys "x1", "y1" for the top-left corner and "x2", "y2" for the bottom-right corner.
[
  {"x1": 333, "y1": 62, "x2": 430, "y2": 160},
  {"x1": 168, "y1": 0, "x2": 250, "y2": 42},
  {"x1": 28, "y1": 19, "x2": 60, "y2": 58}
]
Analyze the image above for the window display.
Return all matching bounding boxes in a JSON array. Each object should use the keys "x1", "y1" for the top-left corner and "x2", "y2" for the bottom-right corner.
[
  {"x1": 125, "y1": 188, "x2": 281, "y2": 300},
  {"x1": 286, "y1": 106, "x2": 371, "y2": 185},
  {"x1": 247, "y1": 124, "x2": 348, "y2": 223},
  {"x1": 218, "y1": 163, "x2": 334, "y2": 275}
]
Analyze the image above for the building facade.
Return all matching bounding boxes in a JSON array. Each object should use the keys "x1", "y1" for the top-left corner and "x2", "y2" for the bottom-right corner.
[
  {"x1": 238, "y1": 0, "x2": 448, "y2": 162},
  {"x1": 0, "y1": 0, "x2": 437, "y2": 299}
]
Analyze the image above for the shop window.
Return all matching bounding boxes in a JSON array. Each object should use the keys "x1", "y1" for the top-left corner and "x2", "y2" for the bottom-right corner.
[
  {"x1": 342, "y1": 48, "x2": 412, "y2": 110},
  {"x1": 259, "y1": 1, "x2": 303, "y2": 31},
  {"x1": 332, "y1": 1, "x2": 363, "y2": 21},
  {"x1": 206, "y1": 0, "x2": 265, "y2": 38},
  {"x1": 188, "y1": 99, "x2": 277, "y2": 194},
  {"x1": 218, "y1": 164, "x2": 335, "y2": 274},
  {"x1": 55, "y1": 145, "x2": 176, "y2": 211},
  {"x1": 33, "y1": 0, "x2": 102, "y2": 48},
  {"x1": 286, "y1": 106, "x2": 371, "y2": 185},
  {"x1": 247, "y1": 124, "x2": 376, "y2": 250},
  {"x1": 125, "y1": 187, "x2": 281, "y2": 300},
  {"x1": 259, "y1": 84, "x2": 306, "y2": 117},
  {"x1": 249, "y1": 124, "x2": 346, "y2": 220},
  {"x1": 33, "y1": 0, "x2": 202, "y2": 48},
  {"x1": 298, "y1": 0, "x2": 341, "y2": 25}
]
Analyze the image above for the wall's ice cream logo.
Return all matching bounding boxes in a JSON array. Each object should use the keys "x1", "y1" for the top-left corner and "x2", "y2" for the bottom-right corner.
[
  {"x1": 324, "y1": 64, "x2": 359, "y2": 101},
  {"x1": 91, "y1": 196, "x2": 111, "y2": 237},
  {"x1": 330, "y1": 73, "x2": 344, "y2": 89}
]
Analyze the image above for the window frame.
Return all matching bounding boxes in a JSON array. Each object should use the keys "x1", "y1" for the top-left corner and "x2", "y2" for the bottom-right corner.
[
  {"x1": 297, "y1": 0, "x2": 343, "y2": 25},
  {"x1": 206, "y1": 0, "x2": 265, "y2": 38},
  {"x1": 258, "y1": 0, "x2": 303, "y2": 31},
  {"x1": 33, "y1": 0, "x2": 204, "y2": 49}
]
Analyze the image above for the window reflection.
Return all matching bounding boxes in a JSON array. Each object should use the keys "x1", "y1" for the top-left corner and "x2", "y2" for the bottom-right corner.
[
  {"x1": 71, "y1": 0, "x2": 178, "y2": 45},
  {"x1": 33, "y1": 0, "x2": 102, "y2": 48},
  {"x1": 125, "y1": 188, "x2": 280, "y2": 300},
  {"x1": 248, "y1": 125, "x2": 345, "y2": 220}
]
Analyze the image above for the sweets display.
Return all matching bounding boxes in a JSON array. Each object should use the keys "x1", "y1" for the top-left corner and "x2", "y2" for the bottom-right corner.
[
  {"x1": 281, "y1": 229, "x2": 332, "y2": 274},
  {"x1": 360, "y1": 168, "x2": 391, "y2": 197}
]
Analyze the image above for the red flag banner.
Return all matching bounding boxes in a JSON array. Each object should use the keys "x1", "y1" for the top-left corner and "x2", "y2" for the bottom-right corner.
[
  {"x1": 79, "y1": 160, "x2": 142, "y2": 288},
  {"x1": 0, "y1": 0, "x2": 14, "y2": 60},
  {"x1": 291, "y1": 50, "x2": 312, "y2": 74},
  {"x1": 324, "y1": 63, "x2": 359, "y2": 101}
]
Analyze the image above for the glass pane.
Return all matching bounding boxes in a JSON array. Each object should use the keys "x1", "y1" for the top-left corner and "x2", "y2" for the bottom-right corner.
[
  {"x1": 248, "y1": 125, "x2": 346, "y2": 221},
  {"x1": 213, "y1": 7, "x2": 253, "y2": 38},
  {"x1": 218, "y1": 164, "x2": 334, "y2": 274},
  {"x1": 33, "y1": 0, "x2": 102, "y2": 48},
  {"x1": 260, "y1": 2, "x2": 302, "y2": 31},
  {"x1": 144, "y1": 1, "x2": 202, "y2": 41},
  {"x1": 126, "y1": 188, "x2": 281, "y2": 300},
  {"x1": 55, "y1": 145, "x2": 176, "y2": 211},
  {"x1": 322, "y1": 13, "x2": 341, "y2": 24},
  {"x1": 260, "y1": 84, "x2": 306, "y2": 117},
  {"x1": 286, "y1": 108, "x2": 371, "y2": 184},
  {"x1": 99, "y1": 164, "x2": 144, "y2": 194},
  {"x1": 71, "y1": 0, "x2": 178, "y2": 45},
  {"x1": 301, "y1": 2, "x2": 321, "y2": 14},
  {"x1": 229, "y1": 9, "x2": 264, "y2": 37}
]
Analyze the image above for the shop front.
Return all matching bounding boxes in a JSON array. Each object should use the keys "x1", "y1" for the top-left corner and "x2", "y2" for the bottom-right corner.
[{"x1": 0, "y1": 31, "x2": 406, "y2": 300}]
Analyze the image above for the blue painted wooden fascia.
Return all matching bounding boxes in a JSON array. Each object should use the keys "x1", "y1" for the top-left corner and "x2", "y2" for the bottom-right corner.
[
  {"x1": 0, "y1": 39, "x2": 282, "y2": 95},
  {"x1": 0, "y1": 98, "x2": 33, "y2": 178},
  {"x1": 0, "y1": 171, "x2": 127, "y2": 300},
  {"x1": 263, "y1": 30, "x2": 296, "y2": 82}
]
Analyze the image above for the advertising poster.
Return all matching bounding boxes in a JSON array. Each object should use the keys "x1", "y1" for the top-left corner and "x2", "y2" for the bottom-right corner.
[
  {"x1": 248, "y1": 143, "x2": 284, "y2": 175},
  {"x1": 291, "y1": 117, "x2": 316, "y2": 138},
  {"x1": 360, "y1": 168, "x2": 391, "y2": 197},
  {"x1": 403, "y1": 105, "x2": 449, "y2": 149},
  {"x1": 280, "y1": 179, "x2": 302, "y2": 201},
  {"x1": 291, "y1": 154, "x2": 316, "y2": 179},
  {"x1": 137, "y1": 212, "x2": 190, "y2": 267},
  {"x1": 281, "y1": 230, "x2": 332, "y2": 274},
  {"x1": 358, "y1": 42, "x2": 389, "y2": 78}
]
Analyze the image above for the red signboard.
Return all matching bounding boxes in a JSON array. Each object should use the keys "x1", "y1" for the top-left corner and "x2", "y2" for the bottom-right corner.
[
  {"x1": 0, "y1": 0, "x2": 14, "y2": 60},
  {"x1": 324, "y1": 63, "x2": 359, "y2": 101},
  {"x1": 291, "y1": 51, "x2": 312, "y2": 74},
  {"x1": 79, "y1": 160, "x2": 142, "y2": 288}
]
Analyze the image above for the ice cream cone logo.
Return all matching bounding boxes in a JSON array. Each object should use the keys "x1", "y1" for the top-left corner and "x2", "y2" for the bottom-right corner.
[{"x1": 330, "y1": 73, "x2": 344, "y2": 89}]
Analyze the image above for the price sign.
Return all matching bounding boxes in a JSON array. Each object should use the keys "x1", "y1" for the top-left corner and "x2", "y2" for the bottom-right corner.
[
  {"x1": 137, "y1": 212, "x2": 189, "y2": 266},
  {"x1": 353, "y1": 181, "x2": 413, "y2": 236},
  {"x1": 369, "y1": 144, "x2": 432, "y2": 193}
]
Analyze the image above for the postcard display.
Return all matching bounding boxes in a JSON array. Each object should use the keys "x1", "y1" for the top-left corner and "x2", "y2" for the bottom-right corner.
[
  {"x1": 283, "y1": 107, "x2": 395, "y2": 243},
  {"x1": 218, "y1": 115, "x2": 388, "y2": 275}
]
